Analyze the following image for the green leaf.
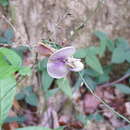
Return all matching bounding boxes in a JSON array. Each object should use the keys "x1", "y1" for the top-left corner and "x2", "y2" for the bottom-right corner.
[
  {"x1": 4, "y1": 28, "x2": 14, "y2": 41},
  {"x1": 13, "y1": 46, "x2": 30, "y2": 59},
  {"x1": 74, "y1": 46, "x2": 99, "y2": 59},
  {"x1": 38, "y1": 58, "x2": 48, "y2": 71},
  {"x1": 111, "y1": 47, "x2": 126, "y2": 63},
  {"x1": 94, "y1": 31, "x2": 108, "y2": 56},
  {"x1": 0, "y1": 53, "x2": 18, "y2": 78},
  {"x1": 76, "y1": 114, "x2": 87, "y2": 124},
  {"x1": 98, "y1": 40, "x2": 107, "y2": 57},
  {"x1": 84, "y1": 69, "x2": 100, "y2": 77},
  {"x1": 116, "y1": 126, "x2": 130, "y2": 130},
  {"x1": 87, "y1": 113, "x2": 104, "y2": 122},
  {"x1": 86, "y1": 46, "x2": 99, "y2": 56},
  {"x1": 25, "y1": 93, "x2": 38, "y2": 106},
  {"x1": 96, "y1": 73, "x2": 109, "y2": 84},
  {"x1": 42, "y1": 70, "x2": 54, "y2": 92},
  {"x1": 45, "y1": 88, "x2": 59, "y2": 98},
  {"x1": 106, "y1": 39, "x2": 115, "y2": 52},
  {"x1": 74, "y1": 48, "x2": 87, "y2": 58},
  {"x1": 85, "y1": 55, "x2": 103, "y2": 74},
  {"x1": 114, "y1": 84, "x2": 130, "y2": 94},
  {"x1": 0, "y1": 47, "x2": 22, "y2": 66},
  {"x1": 5, "y1": 116, "x2": 26, "y2": 123},
  {"x1": 19, "y1": 66, "x2": 31, "y2": 76},
  {"x1": 0, "y1": 76, "x2": 16, "y2": 126},
  {"x1": 15, "y1": 93, "x2": 25, "y2": 100},
  {"x1": 83, "y1": 75, "x2": 96, "y2": 90},
  {"x1": 94, "y1": 31, "x2": 115, "y2": 53},
  {"x1": 23, "y1": 86, "x2": 33, "y2": 93},
  {"x1": 57, "y1": 78, "x2": 72, "y2": 98},
  {"x1": 0, "y1": 0, "x2": 8, "y2": 6},
  {"x1": 16, "y1": 127, "x2": 52, "y2": 130},
  {"x1": 125, "y1": 51, "x2": 130, "y2": 62},
  {"x1": 0, "y1": 63, "x2": 18, "y2": 79},
  {"x1": 111, "y1": 38, "x2": 130, "y2": 63},
  {"x1": 94, "y1": 31, "x2": 108, "y2": 41},
  {"x1": 115, "y1": 38, "x2": 129, "y2": 49},
  {"x1": 0, "y1": 37, "x2": 8, "y2": 44}
]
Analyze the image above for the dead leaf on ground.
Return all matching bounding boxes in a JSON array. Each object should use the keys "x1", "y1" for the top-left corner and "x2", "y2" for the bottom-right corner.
[{"x1": 83, "y1": 93, "x2": 101, "y2": 114}]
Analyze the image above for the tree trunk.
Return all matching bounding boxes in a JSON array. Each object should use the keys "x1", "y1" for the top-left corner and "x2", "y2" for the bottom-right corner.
[{"x1": 9, "y1": 0, "x2": 130, "y2": 47}]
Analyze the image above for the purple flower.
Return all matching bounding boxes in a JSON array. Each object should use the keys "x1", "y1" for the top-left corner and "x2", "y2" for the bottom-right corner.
[{"x1": 47, "y1": 46, "x2": 84, "y2": 79}]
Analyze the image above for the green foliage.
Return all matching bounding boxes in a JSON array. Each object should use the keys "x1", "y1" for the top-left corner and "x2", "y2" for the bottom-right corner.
[
  {"x1": 76, "y1": 113, "x2": 104, "y2": 125},
  {"x1": 94, "y1": 31, "x2": 108, "y2": 57},
  {"x1": 57, "y1": 78, "x2": 72, "y2": 98},
  {"x1": 0, "y1": 0, "x2": 8, "y2": 6},
  {"x1": 0, "y1": 47, "x2": 22, "y2": 66},
  {"x1": 0, "y1": 28, "x2": 14, "y2": 44},
  {"x1": 116, "y1": 126, "x2": 130, "y2": 130},
  {"x1": 4, "y1": 29, "x2": 14, "y2": 42},
  {"x1": 112, "y1": 38, "x2": 130, "y2": 63},
  {"x1": 19, "y1": 66, "x2": 31, "y2": 76},
  {"x1": 42, "y1": 70, "x2": 54, "y2": 92},
  {"x1": 114, "y1": 84, "x2": 130, "y2": 94},
  {"x1": 25, "y1": 93, "x2": 38, "y2": 106},
  {"x1": 1, "y1": 31, "x2": 130, "y2": 128},
  {"x1": 15, "y1": 86, "x2": 38, "y2": 106},
  {"x1": 74, "y1": 31, "x2": 115, "y2": 74},
  {"x1": 0, "y1": 48, "x2": 22, "y2": 126},
  {"x1": 76, "y1": 113, "x2": 87, "y2": 124},
  {"x1": 85, "y1": 55, "x2": 103, "y2": 74},
  {"x1": 5, "y1": 116, "x2": 26, "y2": 123},
  {"x1": 74, "y1": 46, "x2": 99, "y2": 59},
  {"x1": 38, "y1": 58, "x2": 56, "y2": 98},
  {"x1": 111, "y1": 47, "x2": 125, "y2": 63},
  {"x1": 87, "y1": 113, "x2": 104, "y2": 122},
  {"x1": 13, "y1": 46, "x2": 30, "y2": 59},
  {"x1": 45, "y1": 88, "x2": 60, "y2": 98},
  {"x1": 75, "y1": 46, "x2": 103, "y2": 74},
  {"x1": 38, "y1": 58, "x2": 48, "y2": 71},
  {"x1": 0, "y1": 53, "x2": 18, "y2": 78},
  {"x1": 0, "y1": 47, "x2": 31, "y2": 127},
  {"x1": 0, "y1": 76, "x2": 16, "y2": 126},
  {"x1": 74, "y1": 48, "x2": 88, "y2": 58}
]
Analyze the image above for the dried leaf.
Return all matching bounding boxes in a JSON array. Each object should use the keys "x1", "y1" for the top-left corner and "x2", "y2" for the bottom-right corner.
[{"x1": 83, "y1": 94, "x2": 101, "y2": 114}]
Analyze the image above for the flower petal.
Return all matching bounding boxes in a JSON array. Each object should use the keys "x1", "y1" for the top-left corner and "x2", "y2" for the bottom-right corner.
[
  {"x1": 37, "y1": 44, "x2": 54, "y2": 56},
  {"x1": 47, "y1": 60, "x2": 68, "y2": 79},
  {"x1": 49, "y1": 46, "x2": 76, "y2": 60}
]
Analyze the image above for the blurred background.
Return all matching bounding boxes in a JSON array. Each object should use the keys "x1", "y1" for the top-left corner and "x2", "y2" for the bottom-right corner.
[{"x1": 1, "y1": 0, "x2": 130, "y2": 47}]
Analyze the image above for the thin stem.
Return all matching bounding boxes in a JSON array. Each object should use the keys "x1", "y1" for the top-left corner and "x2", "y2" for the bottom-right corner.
[
  {"x1": 2, "y1": 15, "x2": 17, "y2": 34},
  {"x1": 79, "y1": 72, "x2": 130, "y2": 124},
  {"x1": 98, "y1": 73, "x2": 130, "y2": 88}
]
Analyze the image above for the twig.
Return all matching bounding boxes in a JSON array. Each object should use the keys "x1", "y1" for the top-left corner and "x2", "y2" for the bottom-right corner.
[
  {"x1": 98, "y1": 73, "x2": 130, "y2": 88},
  {"x1": 2, "y1": 15, "x2": 17, "y2": 34},
  {"x1": 79, "y1": 72, "x2": 130, "y2": 124},
  {"x1": 1, "y1": 14, "x2": 27, "y2": 44}
]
